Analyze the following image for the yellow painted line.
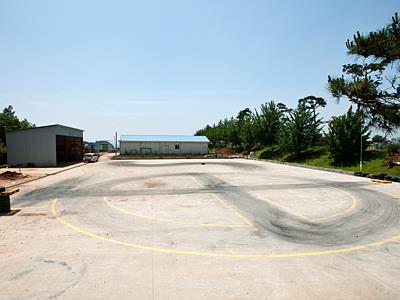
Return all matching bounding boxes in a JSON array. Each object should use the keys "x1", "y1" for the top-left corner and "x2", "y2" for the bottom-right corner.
[
  {"x1": 256, "y1": 188, "x2": 357, "y2": 223},
  {"x1": 310, "y1": 189, "x2": 358, "y2": 222},
  {"x1": 189, "y1": 175, "x2": 204, "y2": 187},
  {"x1": 190, "y1": 175, "x2": 254, "y2": 227},
  {"x1": 104, "y1": 196, "x2": 249, "y2": 228},
  {"x1": 193, "y1": 176, "x2": 357, "y2": 225},
  {"x1": 260, "y1": 197, "x2": 314, "y2": 223},
  {"x1": 52, "y1": 199, "x2": 400, "y2": 259},
  {"x1": 210, "y1": 194, "x2": 254, "y2": 227}
]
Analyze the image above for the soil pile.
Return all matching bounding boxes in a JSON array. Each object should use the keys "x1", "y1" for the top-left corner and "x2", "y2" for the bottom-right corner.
[
  {"x1": 0, "y1": 171, "x2": 29, "y2": 180},
  {"x1": 214, "y1": 148, "x2": 236, "y2": 156}
]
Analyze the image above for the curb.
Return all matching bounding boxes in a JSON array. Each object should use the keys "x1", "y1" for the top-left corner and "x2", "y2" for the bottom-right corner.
[
  {"x1": 246, "y1": 157, "x2": 355, "y2": 176},
  {"x1": 4, "y1": 163, "x2": 86, "y2": 189},
  {"x1": 246, "y1": 158, "x2": 400, "y2": 184}
]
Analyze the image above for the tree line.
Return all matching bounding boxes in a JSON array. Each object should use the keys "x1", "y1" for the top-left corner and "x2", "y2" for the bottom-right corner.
[
  {"x1": 195, "y1": 97, "x2": 370, "y2": 166},
  {"x1": 196, "y1": 12, "x2": 400, "y2": 166},
  {"x1": 0, "y1": 105, "x2": 35, "y2": 163}
]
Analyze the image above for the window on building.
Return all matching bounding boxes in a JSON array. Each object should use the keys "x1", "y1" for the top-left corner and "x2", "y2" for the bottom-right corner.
[{"x1": 175, "y1": 144, "x2": 180, "y2": 150}]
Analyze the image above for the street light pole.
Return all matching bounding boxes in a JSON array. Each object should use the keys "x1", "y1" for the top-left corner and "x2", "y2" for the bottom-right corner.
[
  {"x1": 360, "y1": 129, "x2": 363, "y2": 172},
  {"x1": 115, "y1": 131, "x2": 118, "y2": 156},
  {"x1": 359, "y1": 108, "x2": 364, "y2": 173}
]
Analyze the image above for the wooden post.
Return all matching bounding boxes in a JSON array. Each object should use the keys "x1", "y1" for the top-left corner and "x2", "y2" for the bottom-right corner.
[
  {"x1": 0, "y1": 188, "x2": 20, "y2": 213},
  {"x1": 0, "y1": 195, "x2": 11, "y2": 213}
]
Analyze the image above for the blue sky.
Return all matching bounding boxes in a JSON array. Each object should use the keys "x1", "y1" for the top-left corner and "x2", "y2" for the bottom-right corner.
[{"x1": 0, "y1": 0, "x2": 398, "y2": 141}]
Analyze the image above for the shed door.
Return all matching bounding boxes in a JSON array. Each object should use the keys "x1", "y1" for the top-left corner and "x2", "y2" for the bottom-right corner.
[
  {"x1": 56, "y1": 135, "x2": 83, "y2": 164},
  {"x1": 160, "y1": 145, "x2": 169, "y2": 154}
]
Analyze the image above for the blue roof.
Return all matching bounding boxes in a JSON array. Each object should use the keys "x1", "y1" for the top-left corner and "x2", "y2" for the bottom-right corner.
[{"x1": 120, "y1": 135, "x2": 210, "y2": 143}]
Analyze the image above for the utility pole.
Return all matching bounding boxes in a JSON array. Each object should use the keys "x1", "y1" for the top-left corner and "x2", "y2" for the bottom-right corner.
[
  {"x1": 359, "y1": 109, "x2": 364, "y2": 173},
  {"x1": 115, "y1": 131, "x2": 118, "y2": 156},
  {"x1": 360, "y1": 130, "x2": 363, "y2": 172},
  {"x1": 356, "y1": 104, "x2": 363, "y2": 173}
]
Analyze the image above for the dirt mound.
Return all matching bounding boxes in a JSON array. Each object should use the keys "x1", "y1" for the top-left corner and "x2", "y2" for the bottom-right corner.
[
  {"x1": 214, "y1": 148, "x2": 237, "y2": 156},
  {"x1": 386, "y1": 154, "x2": 400, "y2": 168},
  {"x1": 0, "y1": 171, "x2": 29, "y2": 180}
]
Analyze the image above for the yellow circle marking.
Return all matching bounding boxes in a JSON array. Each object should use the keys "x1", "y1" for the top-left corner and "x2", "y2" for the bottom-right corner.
[
  {"x1": 254, "y1": 188, "x2": 357, "y2": 223},
  {"x1": 189, "y1": 175, "x2": 254, "y2": 226},
  {"x1": 211, "y1": 194, "x2": 254, "y2": 226},
  {"x1": 210, "y1": 174, "x2": 358, "y2": 224},
  {"x1": 309, "y1": 188, "x2": 358, "y2": 222},
  {"x1": 52, "y1": 199, "x2": 400, "y2": 259},
  {"x1": 104, "y1": 196, "x2": 250, "y2": 228}
]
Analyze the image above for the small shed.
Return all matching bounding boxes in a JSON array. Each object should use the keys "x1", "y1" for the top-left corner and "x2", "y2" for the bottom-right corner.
[
  {"x1": 6, "y1": 124, "x2": 84, "y2": 167},
  {"x1": 94, "y1": 140, "x2": 115, "y2": 152},
  {"x1": 120, "y1": 135, "x2": 209, "y2": 155}
]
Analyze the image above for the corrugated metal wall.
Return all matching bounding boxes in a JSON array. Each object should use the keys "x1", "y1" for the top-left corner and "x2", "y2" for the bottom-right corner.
[
  {"x1": 120, "y1": 141, "x2": 208, "y2": 155},
  {"x1": 6, "y1": 126, "x2": 83, "y2": 167}
]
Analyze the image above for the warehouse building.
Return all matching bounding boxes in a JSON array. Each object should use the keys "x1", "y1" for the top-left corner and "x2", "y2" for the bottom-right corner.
[
  {"x1": 6, "y1": 124, "x2": 84, "y2": 167},
  {"x1": 93, "y1": 140, "x2": 115, "y2": 152},
  {"x1": 120, "y1": 135, "x2": 209, "y2": 155}
]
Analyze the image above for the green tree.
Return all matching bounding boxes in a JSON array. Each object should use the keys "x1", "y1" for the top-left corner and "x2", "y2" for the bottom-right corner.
[
  {"x1": 0, "y1": 105, "x2": 35, "y2": 145},
  {"x1": 327, "y1": 107, "x2": 370, "y2": 165},
  {"x1": 226, "y1": 117, "x2": 240, "y2": 148},
  {"x1": 371, "y1": 134, "x2": 387, "y2": 144},
  {"x1": 277, "y1": 102, "x2": 291, "y2": 113},
  {"x1": 298, "y1": 96, "x2": 327, "y2": 117},
  {"x1": 0, "y1": 105, "x2": 35, "y2": 163},
  {"x1": 328, "y1": 13, "x2": 400, "y2": 130},
  {"x1": 254, "y1": 101, "x2": 283, "y2": 146},
  {"x1": 236, "y1": 108, "x2": 254, "y2": 150},
  {"x1": 278, "y1": 100, "x2": 323, "y2": 155}
]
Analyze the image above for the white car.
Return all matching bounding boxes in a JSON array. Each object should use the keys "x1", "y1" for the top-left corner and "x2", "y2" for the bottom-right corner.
[{"x1": 83, "y1": 153, "x2": 99, "y2": 163}]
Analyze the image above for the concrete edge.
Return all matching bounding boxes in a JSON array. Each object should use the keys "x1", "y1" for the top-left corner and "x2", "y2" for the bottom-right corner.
[
  {"x1": 4, "y1": 162, "x2": 86, "y2": 189},
  {"x1": 247, "y1": 158, "x2": 399, "y2": 184},
  {"x1": 246, "y1": 157, "x2": 355, "y2": 176}
]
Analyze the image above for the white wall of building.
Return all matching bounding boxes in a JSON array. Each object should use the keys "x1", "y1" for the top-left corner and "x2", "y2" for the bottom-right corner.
[
  {"x1": 6, "y1": 125, "x2": 83, "y2": 167},
  {"x1": 180, "y1": 142, "x2": 208, "y2": 154},
  {"x1": 6, "y1": 127, "x2": 57, "y2": 167},
  {"x1": 120, "y1": 141, "x2": 208, "y2": 155},
  {"x1": 120, "y1": 142, "x2": 140, "y2": 154},
  {"x1": 54, "y1": 126, "x2": 83, "y2": 138}
]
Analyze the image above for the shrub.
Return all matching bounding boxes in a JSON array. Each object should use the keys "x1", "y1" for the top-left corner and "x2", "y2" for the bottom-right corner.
[
  {"x1": 258, "y1": 147, "x2": 279, "y2": 159},
  {"x1": 327, "y1": 107, "x2": 370, "y2": 165}
]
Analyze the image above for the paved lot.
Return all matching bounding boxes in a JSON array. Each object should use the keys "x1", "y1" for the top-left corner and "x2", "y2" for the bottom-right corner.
[
  {"x1": 1, "y1": 158, "x2": 400, "y2": 299},
  {"x1": 0, "y1": 163, "x2": 84, "y2": 188}
]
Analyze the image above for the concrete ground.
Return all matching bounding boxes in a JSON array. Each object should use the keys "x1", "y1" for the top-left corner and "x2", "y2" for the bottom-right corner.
[
  {"x1": 0, "y1": 153, "x2": 112, "y2": 188},
  {"x1": 0, "y1": 164, "x2": 84, "y2": 188},
  {"x1": 1, "y1": 157, "x2": 400, "y2": 299}
]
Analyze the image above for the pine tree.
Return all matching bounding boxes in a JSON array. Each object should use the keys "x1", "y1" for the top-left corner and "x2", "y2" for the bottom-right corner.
[
  {"x1": 278, "y1": 100, "x2": 323, "y2": 155},
  {"x1": 327, "y1": 107, "x2": 370, "y2": 165},
  {"x1": 328, "y1": 13, "x2": 400, "y2": 130},
  {"x1": 254, "y1": 101, "x2": 283, "y2": 146}
]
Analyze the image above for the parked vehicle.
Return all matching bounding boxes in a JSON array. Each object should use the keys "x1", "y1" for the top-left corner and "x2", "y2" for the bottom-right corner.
[{"x1": 83, "y1": 153, "x2": 99, "y2": 163}]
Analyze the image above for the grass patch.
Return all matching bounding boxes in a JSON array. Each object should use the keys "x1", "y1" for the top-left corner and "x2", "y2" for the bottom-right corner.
[
  {"x1": 282, "y1": 147, "x2": 327, "y2": 163},
  {"x1": 255, "y1": 147, "x2": 400, "y2": 177}
]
